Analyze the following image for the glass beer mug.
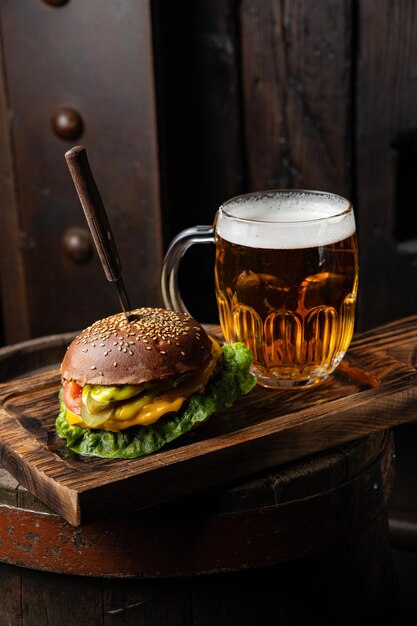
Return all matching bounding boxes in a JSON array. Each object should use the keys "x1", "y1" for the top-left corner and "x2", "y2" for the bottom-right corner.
[{"x1": 161, "y1": 190, "x2": 358, "y2": 388}]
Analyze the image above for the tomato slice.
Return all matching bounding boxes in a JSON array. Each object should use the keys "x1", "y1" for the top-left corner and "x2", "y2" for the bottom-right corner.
[{"x1": 63, "y1": 381, "x2": 83, "y2": 415}]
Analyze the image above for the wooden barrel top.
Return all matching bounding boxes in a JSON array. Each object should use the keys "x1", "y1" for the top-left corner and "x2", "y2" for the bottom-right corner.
[
  {"x1": 1, "y1": 316, "x2": 413, "y2": 577},
  {"x1": 0, "y1": 429, "x2": 393, "y2": 577}
]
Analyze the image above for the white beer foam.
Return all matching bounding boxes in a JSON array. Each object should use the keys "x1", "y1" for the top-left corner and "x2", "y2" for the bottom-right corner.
[{"x1": 217, "y1": 191, "x2": 355, "y2": 249}]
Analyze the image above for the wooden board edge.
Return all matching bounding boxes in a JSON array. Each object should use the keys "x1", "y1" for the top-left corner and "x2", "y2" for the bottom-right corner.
[
  {"x1": 0, "y1": 435, "x2": 392, "y2": 574},
  {"x1": 0, "y1": 437, "x2": 80, "y2": 525},
  {"x1": 0, "y1": 329, "x2": 415, "y2": 525},
  {"x1": 69, "y1": 356, "x2": 417, "y2": 492},
  {"x1": 73, "y1": 380, "x2": 415, "y2": 525}
]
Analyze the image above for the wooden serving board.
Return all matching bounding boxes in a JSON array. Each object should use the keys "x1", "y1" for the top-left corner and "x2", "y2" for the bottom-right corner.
[{"x1": 0, "y1": 324, "x2": 417, "y2": 526}]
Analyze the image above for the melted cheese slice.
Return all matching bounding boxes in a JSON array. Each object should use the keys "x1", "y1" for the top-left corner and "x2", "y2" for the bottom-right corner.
[{"x1": 66, "y1": 338, "x2": 222, "y2": 432}]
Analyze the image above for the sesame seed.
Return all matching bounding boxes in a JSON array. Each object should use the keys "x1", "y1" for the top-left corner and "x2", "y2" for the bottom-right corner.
[
  {"x1": 181, "y1": 351, "x2": 185, "y2": 356},
  {"x1": 90, "y1": 366, "x2": 96, "y2": 370},
  {"x1": 74, "y1": 308, "x2": 202, "y2": 364},
  {"x1": 113, "y1": 362, "x2": 117, "y2": 367},
  {"x1": 129, "y1": 350, "x2": 133, "y2": 355},
  {"x1": 146, "y1": 346, "x2": 152, "y2": 350}
]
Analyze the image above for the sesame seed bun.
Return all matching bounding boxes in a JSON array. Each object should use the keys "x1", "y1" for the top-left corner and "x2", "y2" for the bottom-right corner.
[{"x1": 61, "y1": 308, "x2": 213, "y2": 387}]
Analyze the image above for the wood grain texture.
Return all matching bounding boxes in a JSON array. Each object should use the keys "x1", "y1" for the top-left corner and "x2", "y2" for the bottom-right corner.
[
  {"x1": 0, "y1": 432, "x2": 391, "y2": 577},
  {"x1": 239, "y1": 0, "x2": 353, "y2": 195},
  {"x1": 0, "y1": 409, "x2": 398, "y2": 621},
  {"x1": 21, "y1": 570, "x2": 103, "y2": 626},
  {"x1": 350, "y1": 313, "x2": 417, "y2": 366},
  {"x1": 0, "y1": 528, "x2": 397, "y2": 626},
  {"x1": 0, "y1": 563, "x2": 21, "y2": 625},
  {"x1": 356, "y1": 0, "x2": 417, "y2": 328},
  {"x1": 0, "y1": 15, "x2": 30, "y2": 344},
  {"x1": 0, "y1": 0, "x2": 162, "y2": 339},
  {"x1": 153, "y1": 0, "x2": 245, "y2": 324},
  {"x1": 0, "y1": 319, "x2": 414, "y2": 526},
  {"x1": 0, "y1": 426, "x2": 386, "y2": 516}
]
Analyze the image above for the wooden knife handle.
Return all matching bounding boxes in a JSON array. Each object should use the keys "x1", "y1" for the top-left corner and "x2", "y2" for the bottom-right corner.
[{"x1": 65, "y1": 145, "x2": 121, "y2": 282}]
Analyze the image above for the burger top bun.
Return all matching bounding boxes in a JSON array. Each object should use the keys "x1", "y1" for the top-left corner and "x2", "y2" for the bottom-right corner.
[{"x1": 61, "y1": 307, "x2": 213, "y2": 387}]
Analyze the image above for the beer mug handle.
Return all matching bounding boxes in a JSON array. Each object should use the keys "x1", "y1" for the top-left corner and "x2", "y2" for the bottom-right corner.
[{"x1": 161, "y1": 225, "x2": 215, "y2": 314}]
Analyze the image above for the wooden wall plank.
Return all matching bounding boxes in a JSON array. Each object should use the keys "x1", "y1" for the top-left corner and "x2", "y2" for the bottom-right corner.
[
  {"x1": 154, "y1": 0, "x2": 246, "y2": 238},
  {"x1": 0, "y1": 0, "x2": 162, "y2": 339},
  {"x1": 0, "y1": 16, "x2": 30, "y2": 344},
  {"x1": 240, "y1": 0, "x2": 353, "y2": 196},
  {"x1": 153, "y1": 0, "x2": 245, "y2": 322},
  {"x1": 356, "y1": 0, "x2": 417, "y2": 328}
]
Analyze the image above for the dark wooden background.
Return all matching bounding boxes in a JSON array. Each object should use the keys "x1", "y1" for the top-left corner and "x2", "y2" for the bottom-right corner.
[{"x1": 1, "y1": 0, "x2": 417, "y2": 344}]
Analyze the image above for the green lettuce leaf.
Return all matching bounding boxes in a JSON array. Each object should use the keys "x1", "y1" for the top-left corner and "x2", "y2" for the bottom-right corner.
[{"x1": 55, "y1": 342, "x2": 256, "y2": 459}]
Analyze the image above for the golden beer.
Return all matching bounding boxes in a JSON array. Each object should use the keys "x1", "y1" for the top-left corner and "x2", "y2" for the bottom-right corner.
[{"x1": 214, "y1": 191, "x2": 358, "y2": 387}]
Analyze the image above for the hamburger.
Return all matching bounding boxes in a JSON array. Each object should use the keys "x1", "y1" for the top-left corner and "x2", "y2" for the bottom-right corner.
[{"x1": 56, "y1": 307, "x2": 256, "y2": 458}]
